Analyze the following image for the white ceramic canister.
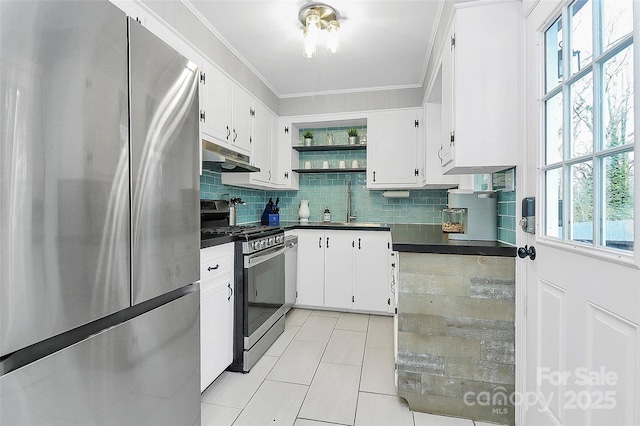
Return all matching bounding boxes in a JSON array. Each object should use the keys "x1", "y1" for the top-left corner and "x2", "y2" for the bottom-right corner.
[{"x1": 299, "y1": 200, "x2": 310, "y2": 223}]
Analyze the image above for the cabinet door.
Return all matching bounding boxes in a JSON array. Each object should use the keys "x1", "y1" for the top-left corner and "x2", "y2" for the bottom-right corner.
[
  {"x1": 367, "y1": 110, "x2": 420, "y2": 188},
  {"x1": 296, "y1": 231, "x2": 325, "y2": 307},
  {"x1": 424, "y1": 102, "x2": 461, "y2": 187},
  {"x1": 323, "y1": 232, "x2": 354, "y2": 310},
  {"x1": 200, "y1": 276, "x2": 233, "y2": 392},
  {"x1": 251, "y1": 102, "x2": 273, "y2": 183},
  {"x1": 440, "y1": 27, "x2": 455, "y2": 168},
  {"x1": 201, "y1": 62, "x2": 233, "y2": 146},
  {"x1": 273, "y1": 119, "x2": 298, "y2": 189},
  {"x1": 231, "y1": 87, "x2": 253, "y2": 155},
  {"x1": 353, "y1": 232, "x2": 391, "y2": 313},
  {"x1": 443, "y1": 2, "x2": 518, "y2": 174}
]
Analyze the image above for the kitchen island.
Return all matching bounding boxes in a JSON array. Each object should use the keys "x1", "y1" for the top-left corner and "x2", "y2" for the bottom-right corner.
[{"x1": 390, "y1": 224, "x2": 516, "y2": 425}]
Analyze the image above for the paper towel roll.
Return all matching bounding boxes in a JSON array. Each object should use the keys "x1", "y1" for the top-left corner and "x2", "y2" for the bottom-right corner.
[{"x1": 382, "y1": 191, "x2": 410, "y2": 198}]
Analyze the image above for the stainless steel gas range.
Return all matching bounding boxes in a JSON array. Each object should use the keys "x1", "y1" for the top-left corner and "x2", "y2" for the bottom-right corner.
[{"x1": 201, "y1": 201, "x2": 286, "y2": 372}]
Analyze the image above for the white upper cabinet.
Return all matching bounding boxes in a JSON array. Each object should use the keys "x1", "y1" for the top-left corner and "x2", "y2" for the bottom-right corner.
[
  {"x1": 367, "y1": 109, "x2": 424, "y2": 189},
  {"x1": 231, "y1": 86, "x2": 254, "y2": 155},
  {"x1": 251, "y1": 102, "x2": 273, "y2": 182},
  {"x1": 200, "y1": 61, "x2": 233, "y2": 148},
  {"x1": 222, "y1": 101, "x2": 277, "y2": 188},
  {"x1": 423, "y1": 77, "x2": 464, "y2": 188},
  {"x1": 199, "y1": 61, "x2": 253, "y2": 156},
  {"x1": 273, "y1": 119, "x2": 299, "y2": 190},
  {"x1": 441, "y1": 1, "x2": 519, "y2": 175}
]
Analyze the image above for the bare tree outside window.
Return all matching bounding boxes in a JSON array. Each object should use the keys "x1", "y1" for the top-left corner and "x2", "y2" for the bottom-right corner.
[{"x1": 542, "y1": 0, "x2": 634, "y2": 251}]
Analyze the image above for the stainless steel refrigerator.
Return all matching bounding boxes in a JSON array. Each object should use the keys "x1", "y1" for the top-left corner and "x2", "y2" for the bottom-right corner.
[{"x1": 0, "y1": 1, "x2": 201, "y2": 424}]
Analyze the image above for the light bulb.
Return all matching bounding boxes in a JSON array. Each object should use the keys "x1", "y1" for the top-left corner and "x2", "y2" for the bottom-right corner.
[
  {"x1": 306, "y1": 11, "x2": 320, "y2": 38},
  {"x1": 327, "y1": 20, "x2": 340, "y2": 54},
  {"x1": 303, "y1": 27, "x2": 316, "y2": 58},
  {"x1": 302, "y1": 10, "x2": 320, "y2": 58}
]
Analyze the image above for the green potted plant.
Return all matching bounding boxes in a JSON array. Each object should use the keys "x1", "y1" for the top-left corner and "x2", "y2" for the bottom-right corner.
[
  {"x1": 347, "y1": 127, "x2": 359, "y2": 145},
  {"x1": 302, "y1": 130, "x2": 314, "y2": 146}
]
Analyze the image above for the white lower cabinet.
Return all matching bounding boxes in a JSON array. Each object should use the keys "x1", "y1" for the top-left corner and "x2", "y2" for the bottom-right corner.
[
  {"x1": 296, "y1": 231, "x2": 325, "y2": 307},
  {"x1": 200, "y1": 243, "x2": 234, "y2": 392},
  {"x1": 352, "y1": 234, "x2": 393, "y2": 313},
  {"x1": 296, "y1": 230, "x2": 392, "y2": 314},
  {"x1": 323, "y1": 233, "x2": 355, "y2": 310}
]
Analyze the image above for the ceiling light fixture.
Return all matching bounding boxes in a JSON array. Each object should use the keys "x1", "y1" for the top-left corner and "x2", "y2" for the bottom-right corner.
[{"x1": 299, "y1": 3, "x2": 341, "y2": 58}]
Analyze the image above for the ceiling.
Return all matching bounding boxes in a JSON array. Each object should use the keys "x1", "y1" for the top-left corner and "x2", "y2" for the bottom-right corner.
[{"x1": 187, "y1": 1, "x2": 443, "y2": 98}]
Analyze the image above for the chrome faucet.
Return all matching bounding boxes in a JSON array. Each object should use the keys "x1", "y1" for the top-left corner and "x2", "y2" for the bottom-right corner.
[{"x1": 346, "y1": 180, "x2": 357, "y2": 223}]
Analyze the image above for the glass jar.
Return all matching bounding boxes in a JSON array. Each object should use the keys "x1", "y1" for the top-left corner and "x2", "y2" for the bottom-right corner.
[{"x1": 442, "y1": 208, "x2": 465, "y2": 233}]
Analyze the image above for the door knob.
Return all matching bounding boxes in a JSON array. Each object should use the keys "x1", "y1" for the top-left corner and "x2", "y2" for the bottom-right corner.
[{"x1": 517, "y1": 245, "x2": 536, "y2": 260}]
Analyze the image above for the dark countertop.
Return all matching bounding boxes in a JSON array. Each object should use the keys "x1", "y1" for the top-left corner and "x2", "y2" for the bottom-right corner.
[
  {"x1": 200, "y1": 234, "x2": 238, "y2": 249},
  {"x1": 201, "y1": 222, "x2": 516, "y2": 257},
  {"x1": 389, "y1": 224, "x2": 516, "y2": 257},
  {"x1": 280, "y1": 220, "x2": 391, "y2": 232}
]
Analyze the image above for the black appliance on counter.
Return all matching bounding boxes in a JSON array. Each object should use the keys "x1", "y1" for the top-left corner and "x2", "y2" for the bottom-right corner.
[{"x1": 200, "y1": 200, "x2": 286, "y2": 372}]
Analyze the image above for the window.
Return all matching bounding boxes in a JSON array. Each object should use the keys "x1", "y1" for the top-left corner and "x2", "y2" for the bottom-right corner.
[{"x1": 542, "y1": 0, "x2": 635, "y2": 252}]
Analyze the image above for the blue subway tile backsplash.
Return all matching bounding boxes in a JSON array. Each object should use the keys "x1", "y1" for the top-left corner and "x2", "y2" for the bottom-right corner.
[
  {"x1": 492, "y1": 167, "x2": 517, "y2": 245},
  {"x1": 200, "y1": 167, "x2": 447, "y2": 225},
  {"x1": 200, "y1": 164, "x2": 517, "y2": 244}
]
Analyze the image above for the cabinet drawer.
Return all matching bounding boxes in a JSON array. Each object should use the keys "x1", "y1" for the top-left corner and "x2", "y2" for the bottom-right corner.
[{"x1": 200, "y1": 243, "x2": 234, "y2": 282}]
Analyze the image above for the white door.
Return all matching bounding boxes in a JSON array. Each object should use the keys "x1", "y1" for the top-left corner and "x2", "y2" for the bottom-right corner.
[
  {"x1": 520, "y1": 2, "x2": 639, "y2": 425},
  {"x1": 201, "y1": 61, "x2": 232, "y2": 146},
  {"x1": 200, "y1": 276, "x2": 233, "y2": 392},
  {"x1": 296, "y1": 231, "x2": 325, "y2": 307},
  {"x1": 251, "y1": 102, "x2": 272, "y2": 183},
  {"x1": 231, "y1": 87, "x2": 253, "y2": 155},
  {"x1": 353, "y1": 232, "x2": 391, "y2": 313},
  {"x1": 367, "y1": 110, "x2": 420, "y2": 187},
  {"x1": 324, "y1": 232, "x2": 354, "y2": 310},
  {"x1": 440, "y1": 23, "x2": 454, "y2": 167}
]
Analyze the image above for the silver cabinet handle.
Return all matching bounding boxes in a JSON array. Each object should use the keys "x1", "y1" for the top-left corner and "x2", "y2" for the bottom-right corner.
[
  {"x1": 228, "y1": 282, "x2": 233, "y2": 300},
  {"x1": 207, "y1": 264, "x2": 219, "y2": 271}
]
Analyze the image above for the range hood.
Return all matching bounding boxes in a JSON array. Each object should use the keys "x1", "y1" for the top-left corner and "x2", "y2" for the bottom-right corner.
[{"x1": 202, "y1": 139, "x2": 260, "y2": 173}]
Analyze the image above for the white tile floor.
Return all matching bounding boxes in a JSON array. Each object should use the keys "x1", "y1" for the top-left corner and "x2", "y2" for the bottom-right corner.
[{"x1": 201, "y1": 309, "x2": 492, "y2": 426}]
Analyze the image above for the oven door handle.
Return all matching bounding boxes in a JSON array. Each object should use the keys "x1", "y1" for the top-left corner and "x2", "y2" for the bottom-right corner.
[{"x1": 244, "y1": 245, "x2": 286, "y2": 268}]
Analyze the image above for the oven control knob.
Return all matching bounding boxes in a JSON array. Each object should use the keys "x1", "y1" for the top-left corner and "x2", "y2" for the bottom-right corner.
[
  {"x1": 253, "y1": 241, "x2": 260, "y2": 250},
  {"x1": 260, "y1": 240, "x2": 266, "y2": 249},
  {"x1": 275, "y1": 235, "x2": 283, "y2": 244},
  {"x1": 268, "y1": 237, "x2": 275, "y2": 246}
]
